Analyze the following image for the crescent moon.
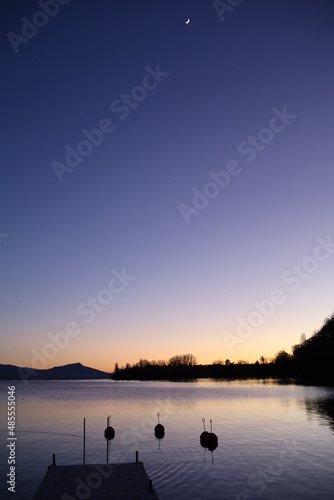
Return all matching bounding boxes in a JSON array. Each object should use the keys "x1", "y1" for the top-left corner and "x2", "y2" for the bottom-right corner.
[{"x1": 185, "y1": 18, "x2": 190, "y2": 24}]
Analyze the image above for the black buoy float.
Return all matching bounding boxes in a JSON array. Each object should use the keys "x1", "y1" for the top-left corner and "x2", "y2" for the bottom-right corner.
[
  {"x1": 104, "y1": 415, "x2": 115, "y2": 440},
  {"x1": 200, "y1": 418, "x2": 209, "y2": 446},
  {"x1": 104, "y1": 426, "x2": 115, "y2": 439},
  {"x1": 154, "y1": 412, "x2": 165, "y2": 439}
]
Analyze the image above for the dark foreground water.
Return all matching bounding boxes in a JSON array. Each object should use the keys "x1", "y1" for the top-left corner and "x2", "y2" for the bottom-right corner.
[{"x1": 0, "y1": 379, "x2": 334, "y2": 499}]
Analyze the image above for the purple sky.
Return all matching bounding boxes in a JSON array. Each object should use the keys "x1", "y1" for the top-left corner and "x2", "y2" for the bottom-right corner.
[{"x1": 1, "y1": 0, "x2": 334, "y2": 372}]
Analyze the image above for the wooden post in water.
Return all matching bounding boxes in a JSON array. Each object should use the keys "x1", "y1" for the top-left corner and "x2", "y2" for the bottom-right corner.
[
  {"x1": 83, "y1": 418, "x2": 86, "y2": 465},
  {"x1": 106, "y1": 417, "x2": 109, "y2": 464},
  {"x1": 136, "y1": 451, "x2": 138, "y2": 463},
  {"x1": 52, "y1": 454, "x2": 55, "y2": 466},
  {"x1": 149, "y1": 479, "x2": 152, "y2": 492}
]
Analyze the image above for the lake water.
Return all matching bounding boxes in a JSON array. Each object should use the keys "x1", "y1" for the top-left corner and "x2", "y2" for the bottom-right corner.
[{"x1": 0, "y1": 379, "x2": 334, "y2": 499}]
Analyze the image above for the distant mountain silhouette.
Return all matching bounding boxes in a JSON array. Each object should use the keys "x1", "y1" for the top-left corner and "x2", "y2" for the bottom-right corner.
[{"x1": 0, "y1": 362, "x2": 110, "y2": 380}]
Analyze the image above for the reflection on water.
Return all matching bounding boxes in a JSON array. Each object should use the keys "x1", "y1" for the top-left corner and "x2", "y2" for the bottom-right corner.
[
  {"x1": 305, "y1": 396, "x2": 334, "y2": 431},
  {"x1": 1, "y1": 380, "x2": 334, "y2": 500}
]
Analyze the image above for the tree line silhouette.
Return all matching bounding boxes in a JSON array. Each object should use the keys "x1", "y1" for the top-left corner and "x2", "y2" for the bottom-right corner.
[{"x1": 112, "y1": 313, "x2": 334, "y2": 384}]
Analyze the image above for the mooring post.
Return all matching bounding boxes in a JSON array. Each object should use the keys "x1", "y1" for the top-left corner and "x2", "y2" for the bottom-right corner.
[
  {"x1": 106, "y1": 417, "x2": 109, "y2": 464},
  {"x1": 52, "y1": 453, "x2": 55, "y2": 466},
  {"x1": 83, "y1": 418, "x2": 86, "y2": 465},
  {"x1": 149, "y1": 479, "x2": 152, "y2": 492},
  {"x1": 136, "y1": 450, "x2": 138, "y2": 463}
]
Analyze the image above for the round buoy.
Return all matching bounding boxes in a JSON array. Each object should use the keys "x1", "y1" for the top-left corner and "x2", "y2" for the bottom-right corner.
[
  {"x1": 206, "y1": 434, "x2": 218, "y2": 450},
  {"x1": 154, "y1": 413, "x2": 165, "y2": 439},
  {"x1": 104, "y1": 426, "x2": 115, "y2": 440}
]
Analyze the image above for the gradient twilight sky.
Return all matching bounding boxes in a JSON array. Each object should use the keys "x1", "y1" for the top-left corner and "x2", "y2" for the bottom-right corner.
[{"x1": 1, "y1": 0, "x2": 334, "y2": 373}]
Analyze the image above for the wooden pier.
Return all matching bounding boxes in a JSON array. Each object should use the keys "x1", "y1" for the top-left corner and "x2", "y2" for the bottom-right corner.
[{"x1": 33, "y1": 458, "x2": 160, "y2": 499}]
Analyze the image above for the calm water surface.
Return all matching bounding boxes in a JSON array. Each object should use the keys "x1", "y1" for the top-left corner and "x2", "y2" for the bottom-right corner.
[{"x1": 0, "y1": 379, "x2": 334, "y2": 499}]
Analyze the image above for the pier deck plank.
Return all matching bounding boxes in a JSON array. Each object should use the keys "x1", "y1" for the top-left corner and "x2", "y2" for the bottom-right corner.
[{"x1": 33, "y1": 462, "x2": 160, "y2": 499}]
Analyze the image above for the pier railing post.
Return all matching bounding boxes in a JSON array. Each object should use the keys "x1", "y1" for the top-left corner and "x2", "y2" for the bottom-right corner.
[{"x1": 83, "y1": 418, "x2": 86, "y2": 465}]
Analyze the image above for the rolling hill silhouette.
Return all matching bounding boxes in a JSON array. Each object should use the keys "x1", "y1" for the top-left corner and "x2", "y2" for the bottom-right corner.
[{"x1": 0, "y1": 362, "x2": 110, "y2": 380}]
